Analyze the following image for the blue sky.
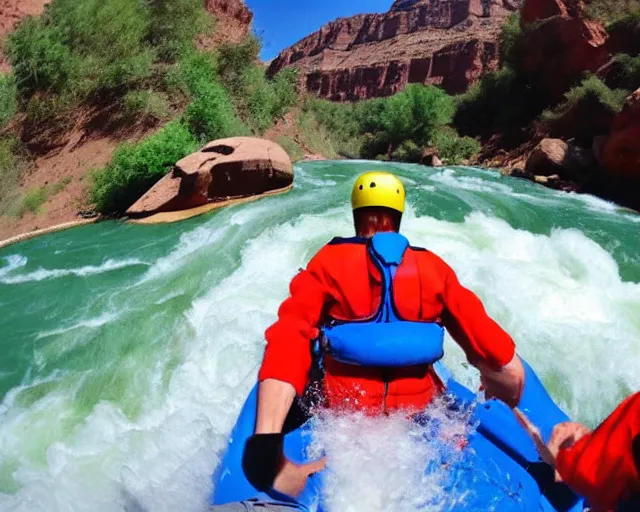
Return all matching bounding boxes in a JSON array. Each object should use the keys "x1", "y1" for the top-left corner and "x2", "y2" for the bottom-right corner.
[{"x1": 244, "y1": 0, "x2": 393, "y2": 61}]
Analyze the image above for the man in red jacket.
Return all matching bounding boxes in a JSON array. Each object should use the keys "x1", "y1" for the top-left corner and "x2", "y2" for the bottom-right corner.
[
  {"x1": 242, "y1": 171, "x2": 526, "y2": 498},
  {"x1": 518, "y1": 392, "x2": 640, "y2": 511}
]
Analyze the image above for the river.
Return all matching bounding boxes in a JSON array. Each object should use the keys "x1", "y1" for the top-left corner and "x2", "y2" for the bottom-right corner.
[{"x1": 0, "y1": 161, "x2": 638, "y2": 511}]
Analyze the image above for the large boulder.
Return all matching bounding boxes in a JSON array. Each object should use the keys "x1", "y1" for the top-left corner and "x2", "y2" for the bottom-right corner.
[
  {"x1": 126, "y1": 137, "x2": 293, "y2": 218},
  {"x1": 519, "y1": 0, "x2": 609, "y2": 100},
  {"x1": 526, "y1": 138, "x2": 593, "y2": 180}
]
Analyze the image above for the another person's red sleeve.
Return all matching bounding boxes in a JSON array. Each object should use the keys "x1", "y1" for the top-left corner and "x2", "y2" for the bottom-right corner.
[
  {"x1": 438, "y1": 261, "x2": 515, "y2": 370},
  {"x1": 556, "y1": 392, "x2": 640, "y2": 511},
  {"x1": 258, "y1": 248, "x2": 332, "y2": 396}
]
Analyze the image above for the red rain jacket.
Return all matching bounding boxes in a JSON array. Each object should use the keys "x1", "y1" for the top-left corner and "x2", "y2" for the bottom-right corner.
[
  {"x1": 258, "y1": 237, "x2": 515, "y2": 413},
  {"x1": 557, "y1": 392, "x2": 640, "y2": 511}
]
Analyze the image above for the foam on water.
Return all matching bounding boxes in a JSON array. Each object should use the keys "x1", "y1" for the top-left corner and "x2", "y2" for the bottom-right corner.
[
  {"x1": 35, "y1": 312, "x2": 120, "y2": 340},
  {"x1": 402, "y1": 209, "x2": 640, "y2": 422},
  {"x1": 428, "y1": 169, "x2": 514, "y2": 195},
  {"x1": 312, "y1": 399, "x2": 475, "y2": 512},
  {"x1": 0, "y1": 258, "x2": 148, "y2": 285},
  {"x1": 0, "y1": 162, "x2": 638, "y2": 511},
  {"x1": 0, "y1": 255, "x2": 27, "y2": 277}
]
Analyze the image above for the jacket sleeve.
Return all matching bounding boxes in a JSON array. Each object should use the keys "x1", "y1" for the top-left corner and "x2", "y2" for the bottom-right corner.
[
  {"x1": 438, "y1": 261, "x2": 515, "y2": 370},
  {"x1": 556, "y1": 393, "x2": 640, "y2": 510},
  {"x1": 258, "y1": 248, "x2": 332, "y2": 396}
]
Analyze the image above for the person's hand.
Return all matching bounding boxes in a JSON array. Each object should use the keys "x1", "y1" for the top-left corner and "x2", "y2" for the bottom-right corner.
[
  {"x1": 242, "y1": 433, "x2": 326, "y2": 497},
  {"x1": 477, "y1": 355, "x2": 525, "y2": 408},
  {"x1": 515, "y1": 409, "x2": 590, "y2": 481},
  {"x1": 546, "y1": 422, "x2": 591, "y2": 464},
  {"x1": 273, "y1": 457, "x2": 327, "y2": 498}
]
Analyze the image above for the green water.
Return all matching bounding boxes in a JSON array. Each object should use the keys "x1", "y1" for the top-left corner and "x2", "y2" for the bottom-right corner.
[{"x1": 0, "y1": 161, "x2": 638, "y2": 511}]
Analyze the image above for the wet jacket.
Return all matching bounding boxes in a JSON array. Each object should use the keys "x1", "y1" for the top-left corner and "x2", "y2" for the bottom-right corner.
[
  {"x1": 556, "y1": 392, "x2": 640, "y2": 511},
  {"x1": 258, "y1": 236, "x2": 516, "y2": 413}
]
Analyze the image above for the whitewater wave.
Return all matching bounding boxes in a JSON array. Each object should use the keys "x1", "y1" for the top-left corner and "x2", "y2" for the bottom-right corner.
[
  {"x1": 428, "y1": 169, "x2": 514, "y2": 195},
  {"x1": 0, "y1": 258, "x2": 148, "y2": 285},
  {"x1": 0, "y1": 255, "x2": 28, "y2": 277},
  {"x1": 141, "y1": 226, "x2": 227, "y2": 282},
  {"x1": 35, "y1": 312, "x2": 119, "y2": 340},
  {"x1": 312, "y1": 399, "x2": 475, "y2": 512}
]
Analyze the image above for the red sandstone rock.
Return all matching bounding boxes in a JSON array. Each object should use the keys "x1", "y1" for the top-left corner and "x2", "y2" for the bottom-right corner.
[
  {"x1": 267, "y1": 0, "x2": 518, "y2": 100},
  {"x1": 126, "y1": 137, "x2": 293, "y2": 218},
  {"x1": 602, "y1": 88, "x2": 640, "y2": 180},
  {"x1": 519, "y1": 0, "x2": 609, "y2": 100},
  {"x1": 199, "y1": 0, "x2": 253, "y2": 48}
]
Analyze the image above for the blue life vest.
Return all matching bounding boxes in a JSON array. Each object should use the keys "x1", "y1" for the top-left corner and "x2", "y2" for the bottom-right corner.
[{"x1": 319, "y1": 232, "x2": 445, "y2": 368}]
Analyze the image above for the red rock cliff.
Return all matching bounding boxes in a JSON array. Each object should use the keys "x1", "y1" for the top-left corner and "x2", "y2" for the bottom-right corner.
[
  {"x1": 203, "y1": 0, "x2": 253, "y2": 47},
  {"x1": 267, "y1": 0, "x2": 520, "y2": 100}
]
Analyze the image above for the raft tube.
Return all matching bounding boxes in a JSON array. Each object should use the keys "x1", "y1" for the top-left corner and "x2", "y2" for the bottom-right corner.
[{"x1": 210, "y1": 359, "x2": 586, "y2": 511}]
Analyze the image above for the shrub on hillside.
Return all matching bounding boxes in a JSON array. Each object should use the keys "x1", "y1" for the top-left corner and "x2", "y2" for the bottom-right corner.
[
  {"x1": 499, "y1": 14, "x2": 523, "y2": 69},
  {"x1": 0, "y1": 137, "x2": 28, "y2": 215},
  {"x1": 184, "y1": 80, "x2": 246, "y2": 141},
  {"x1": 51, "y1": 0, "x2": 153, "y2": 95},
  {"x1": 123, "y1": 90, "x2": 171, "y2": 123},
  {"x1": 432, "y1": 127, "x2": 481, "y2": 164},
  {"x1": 6, "y1": 0, "x2": 214, "y2": 115},
  {"x1": 613, "y1": 53, "x2": 640, "y2": 91},
  {"x1": 271, "y1": 68, "x2": 299, "y2": 118},
  {"x1": 91, "y1": 122, "x2": 198, "y2": 215},
  {"x1": 587, "y1": 0, "x2": 640, "y2": 24},
  {"x1": 357, "y1": 84, "x2": 454, "y2": 158},
  {"x1": 542, "y1": 75, "x2": 628, "y2": 123},
  {"x1": 217, "y1": 36, "x2": 261, "y2": 97},
  {"x1": 0, "y1": 74, "x2": 17, "y2": 129},
  {"x1": 454, "y1": 67, "x2": 547, "y2": 144},
  {"x1": 217, "y1": 37, "x2": 299, "y2": 134},
  {"x1": 148, "y1": 0, "x2": 211, "y2": 60},
  {"x1": 304, "y1": 98, "x2": 360, "y2": 141},
  {"x1": 391, "y1": 140, "x2": 423, "y2": 163},
  {"x1": 174, "y1": 50, "x2": 247, "y2": 141},
  {"x1": 277, "y1": 137, "x2": 304, "y2": 161},
  {"x1": 6, "y1": 18, "x2": 73, "y2": 99},
  {"x1": 375, "y1": 84, "x2": 454, "y2": 150}
]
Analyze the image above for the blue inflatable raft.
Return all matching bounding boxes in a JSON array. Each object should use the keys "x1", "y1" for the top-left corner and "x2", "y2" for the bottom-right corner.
[{"x1": 210, "y1": 359, "x2": 587, "y2": 511}]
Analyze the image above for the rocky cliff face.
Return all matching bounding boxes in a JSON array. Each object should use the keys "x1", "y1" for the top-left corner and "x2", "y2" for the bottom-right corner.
[
  {"x1": 519, "y1": 0, "x2": 609, "y2": 101},
  {"x1": 202, "y1": 0, "x2": 253, "y2": 47},
  {"x1": 0, "y1": 0, "x2": 51, "y2": 72},
  {"x1": 267, "y1": 0, "x2": 520, "y2": 100}
]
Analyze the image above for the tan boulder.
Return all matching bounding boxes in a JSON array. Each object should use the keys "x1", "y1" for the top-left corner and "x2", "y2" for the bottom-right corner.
[
  {"x1": 526, "y1": 138, "x2": 594, "y2": 181},
  {"x1": 526, "y1": 139, "x2": 568, "y2": 175},
  {"x1": 126, "y1": 137, "x2": 293, "y2": 219}
]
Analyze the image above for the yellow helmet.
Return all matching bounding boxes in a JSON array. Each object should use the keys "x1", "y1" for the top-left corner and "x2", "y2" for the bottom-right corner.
[{"x1": 351, "y1": 171, "x2": 405, "y2": 213}]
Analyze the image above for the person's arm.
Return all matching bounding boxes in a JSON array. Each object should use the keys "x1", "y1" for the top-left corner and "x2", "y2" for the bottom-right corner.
[
  {"x1": 438, "y1": 260, "x2": 524, "y2": 407},
  {"x1": 255, "y1": 379, "x2": 296, "y2": 434},
  {"x1": 243, "y1": 249, "x2": 332, "y2": 494},
  {"x1": 257, "y1": 251, "x2": 332, "y2": 397},
  {"x1": 554, "y1": 393, "x2": 640, "y2": 510}
]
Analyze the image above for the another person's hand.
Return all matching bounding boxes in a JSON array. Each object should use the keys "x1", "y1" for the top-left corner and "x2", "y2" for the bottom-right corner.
[
  {"x1": 273, "y1": 457, "x2": 327, "y2": 498},
  {"x1": 515, "y1": 410, "x2": 591, "y2": 481},
  {"x1": 545, "y1": 422, "x2": 591, "y2": 466}
]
